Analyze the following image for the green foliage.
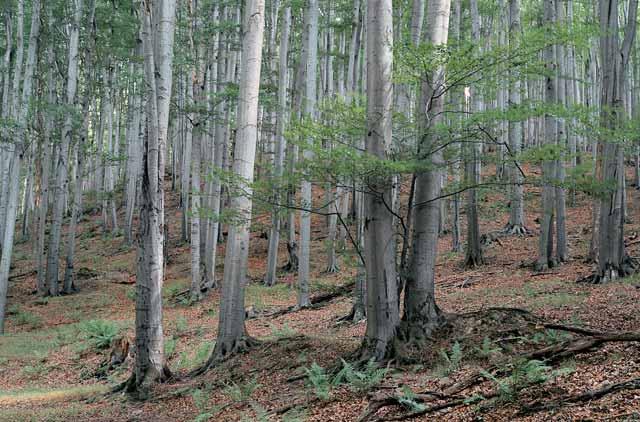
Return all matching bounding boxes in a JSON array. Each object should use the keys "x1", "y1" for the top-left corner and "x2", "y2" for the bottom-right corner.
[
  {"x1": 126, "y1": 288, "x2": 136, "y2": 302},
  {"x1": 481, "y1": 359, "x2": 551, "y2": 402},
  {"x1": 304, "y1": 362, "x2": 331, "y2": 400},
  {"x1": 175, "y1": 316, "x2": 189, "y2": 336},
  {"x1": 11, "y1": 309, "x2": 43, "y2": 329},
  {"x1": 475, "y1": 337, "x2": 501, "y2": 359},
  {"x1": 333, "y1": 359, "x2": 389, "y2": 393},
  {"x1": 164, "y1": 337, "x2": 177, "y2": 359},
  {"x1": 190, "y1": 388, "x2": 213, "y2": 422},
  {"x1": 437, "y1": 342, "x2": 463, "y2": 376},
  {"x1": 224, "y1": 376, "x2": 261, "y2": 403},
  {"x1": 269, "y1": 323, "x2": 297, "y2": 339},
  {"x1": 397, "y1": 386, "x2": 426, "y2": 412},
  {"x1": 282, "y1": 407, "x2": 308, "y2": 422},
  {"x1": 79, "y1": 320, "x2": 120, "y2": 349}
]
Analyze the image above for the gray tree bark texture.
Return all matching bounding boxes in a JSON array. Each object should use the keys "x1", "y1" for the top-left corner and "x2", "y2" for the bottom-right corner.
[
  {"x1": 202, "y1": 0, "x2": 265, "y2": 367},
  {"x1": 125, "y1": 0, "x2": 176, "y2": 398},
  {"x1": 360, "y1": 0, "x2": 399, "y2": 361},
  {"x1": 396, "y1": 0, "x2": 450, "y2": 354},
  {"x1": 0, "y1": 0, "x2": 41, "y2": 334},
  {"x1": 592, "y1": 0, "x2": 638, "y2": 283}
]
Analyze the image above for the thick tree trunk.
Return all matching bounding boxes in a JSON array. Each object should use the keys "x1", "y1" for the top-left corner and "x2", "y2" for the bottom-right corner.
[
  {"x1": 396, "y1": 0, "x2": 451, "y2": 352},
  {"x1": 126, "y1": 0, "x2": 176, "y2": 398},
  {"x1": 360, "y1": 0, "x2": 399, "y2": 361},
  {"x1": 593, "y1": 0, "x2": 638, "y2": 283}
]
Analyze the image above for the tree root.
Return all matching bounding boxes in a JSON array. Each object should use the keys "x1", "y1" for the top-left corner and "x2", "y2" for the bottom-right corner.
[
  {"x1": 521, "y1": 377, "x2": 640, "y2": 415},
  {"x1": 357, "y1": 311, "x2": 640, "y2": 421},
  {"x1": 190, "y1": 335, "x2": 259, "y2": 377},
  {"x1": 503, "y1": 223, "x2": 529, "y2": 236},
  {"x1": 577, "y1": 256, "x2": 638, "y2": 284}
]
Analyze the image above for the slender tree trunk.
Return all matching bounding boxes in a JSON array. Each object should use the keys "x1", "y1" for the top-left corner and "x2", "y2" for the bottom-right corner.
[
  {"x1": 265, "y1": 6, "x2": 291, "y2": 286},
  {"x1": 0, "y1": 0, "x2": 41, "y2": 334},
  {"x1": 505, "y1": 0, "x2": 527, "y2": 235},
  {"x1": 200, "y1": 0, "x2": 265, "y2": 367},
  {"x1": 297, "y1": 0, "x2": 319, "y2": 308},
  {"x1": 464, "y1": 0, "x2": 484, "y2": 268}
]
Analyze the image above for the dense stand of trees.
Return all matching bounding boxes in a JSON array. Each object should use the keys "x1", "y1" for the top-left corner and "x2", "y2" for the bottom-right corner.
[{"x1": 0, "y1": 0, "x2": 639, "y2": 398}]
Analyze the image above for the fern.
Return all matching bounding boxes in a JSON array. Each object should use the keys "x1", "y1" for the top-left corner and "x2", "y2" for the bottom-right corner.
[
  {"x1": 397, "y1": 386, "x2": 426, "y2": 412},
  {"x1": 438, "y1": 341, "x2": 463, "y2": 376},
  {"x1": 79, "y1": 320, "x2": 119, "y2": 349},
  {"x1": 304, "y1": 362, "x2": 331, "y2": 400},
  {"x1": 334, "y1": 359, "x2": 388, "y2": 393},
  {"x1": 475, "y1": 337, "x2": 500, "y2": 359}
]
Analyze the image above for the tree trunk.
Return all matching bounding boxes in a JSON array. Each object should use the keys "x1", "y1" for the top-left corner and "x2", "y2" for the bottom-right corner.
[
  {"x1": 505, "y1": 0, "x2": 527, "y2": 235},
  {"x1": 203, "y1": 0, "x2": 265, "y2": 366},
  {"x1": 0, "y1": 0, "x2": 41, "y2": 334},
  {"x1": 396, "y1": 0, "x2": 451, "y2": 352},
  {"x1": 297, "y1": 0, "x2": 319, "y2": 308},
  {"x1": 265, "y1": 5, "x2": 291, "y2": 286},
  {"x1": 360, "y1": 0, "x2": 399, "y2": 361},
  {"x1": 593, "y1": 0, "x2": 638, "y2": 283},
  {"x1": 126, "y1": 0, "x2": 176, "y2": 398}
]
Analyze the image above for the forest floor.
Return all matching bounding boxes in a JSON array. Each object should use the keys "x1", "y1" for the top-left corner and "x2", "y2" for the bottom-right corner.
[{"x1": 1, "y1": 167, "x2": 640, "y2": 421}]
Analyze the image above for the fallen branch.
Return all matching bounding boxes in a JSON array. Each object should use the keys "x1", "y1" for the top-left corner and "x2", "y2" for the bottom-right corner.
[
  {"x1": 521, "y1": 377, "x2": 640, "y2": 414},
  {"x1": 248, "y1": 281, "x2": 355, "y2": 319},
  {"x1": 8, "y1": 269, "x2": 36, "y2": 280}
]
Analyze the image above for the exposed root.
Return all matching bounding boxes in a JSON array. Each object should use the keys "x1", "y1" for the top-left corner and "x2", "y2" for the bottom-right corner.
[
  {"x1": 190, "y1": 336, "x2": 259, "y2": 377},
  {"x1": 577, "y1": 257, "x2": 638, "y2": 284},
  {"x1": 521, "y1": 377, "x2": 640, "y2": 415},
  {"x1": 503, "y1": 223, "x2": 529, "y2": 236},
  {"x1": 114, "y1": 365, "x2": 172, "y2": 400},
  {"x1": 324, "y1": 263, "x2": 340, "y2": 274},
  {"x1": 356, "y1": 308, "x2": 640, "y2": 421}
]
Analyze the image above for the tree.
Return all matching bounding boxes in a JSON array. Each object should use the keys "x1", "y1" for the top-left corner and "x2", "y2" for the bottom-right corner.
[
  {"x1": 592, "y1": 0, "x2": 638, "y2": 283},
  {"x1": 124, "y1": 0, "x2": 177, "y2": 398},
  {"x1": 46, "y1": 0, "x2": 83, "y2": 297},
  {"x1": 504, "y1": 0, "x2": 528, "y2": 235},
  {"x1": 198, "y1": 0, "x2": 265, "y2": 369},
  {"x1": 360, "y1": 0, "x2": 399, "y2": 361},
  {"x1": 395, "y1": 0, "x2": 451, "y2": 354},
  {"x1": 0, "y1": 0, "x2": 41, "y2": 334},
  {"x1": 297, "y1": 0, "x2": 319, "y2": 308}
]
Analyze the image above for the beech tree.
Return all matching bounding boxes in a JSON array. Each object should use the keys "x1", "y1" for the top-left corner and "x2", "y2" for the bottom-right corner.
[{"x1": 124, "y1": 0, "x2": 176, "y2": 398}]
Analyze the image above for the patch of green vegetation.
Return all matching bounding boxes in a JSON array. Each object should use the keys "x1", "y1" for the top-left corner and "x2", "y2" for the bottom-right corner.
[
  {"x1": 282, "y1": 407, "x2": 308, "y2": 422},
  {"x1": 0, "y1": 324, "x2": 82, "y2": 361},
  {"x1": 79, "y1": 320, "x2": 120, "y2": 349},
  {"x1": 435, "y1": 341, "x2": 463, "y2": 376},
  {"x1": 246, "y1": 282, "x2": 293, "y2": 309},
  {"x1": 532, "y1": 292, "x2": 587, "y2": 309},
  {"x1": 304, "y1": 362, "x2": 331, "y2": 400},
  {"x1": 177, "y1": 341, "x2": 212, "y2": 370},
  {"x1": 474, "y1": 337, "x2": 501, "y2": 360},
  {"x1": 224, "y1": 376, "x2": 261, "y2": 403},
  {"x1": 12, "y1": 309, "x2": 43, "y2": 329},
  {"x1": 268, "y1": 323, "x2": 297, "y2": 339},
  {"x1": 334, "y1": 359, "x2": 389, "y2": 393}
]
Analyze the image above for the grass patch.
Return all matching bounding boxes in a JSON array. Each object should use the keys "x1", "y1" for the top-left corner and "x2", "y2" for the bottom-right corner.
[
  {"x1": 0, "y1": 384, "x2": 109, "y2": 406},
  {"x1": 0, "y1": 324, "x2": 83, "y2": 361}
]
